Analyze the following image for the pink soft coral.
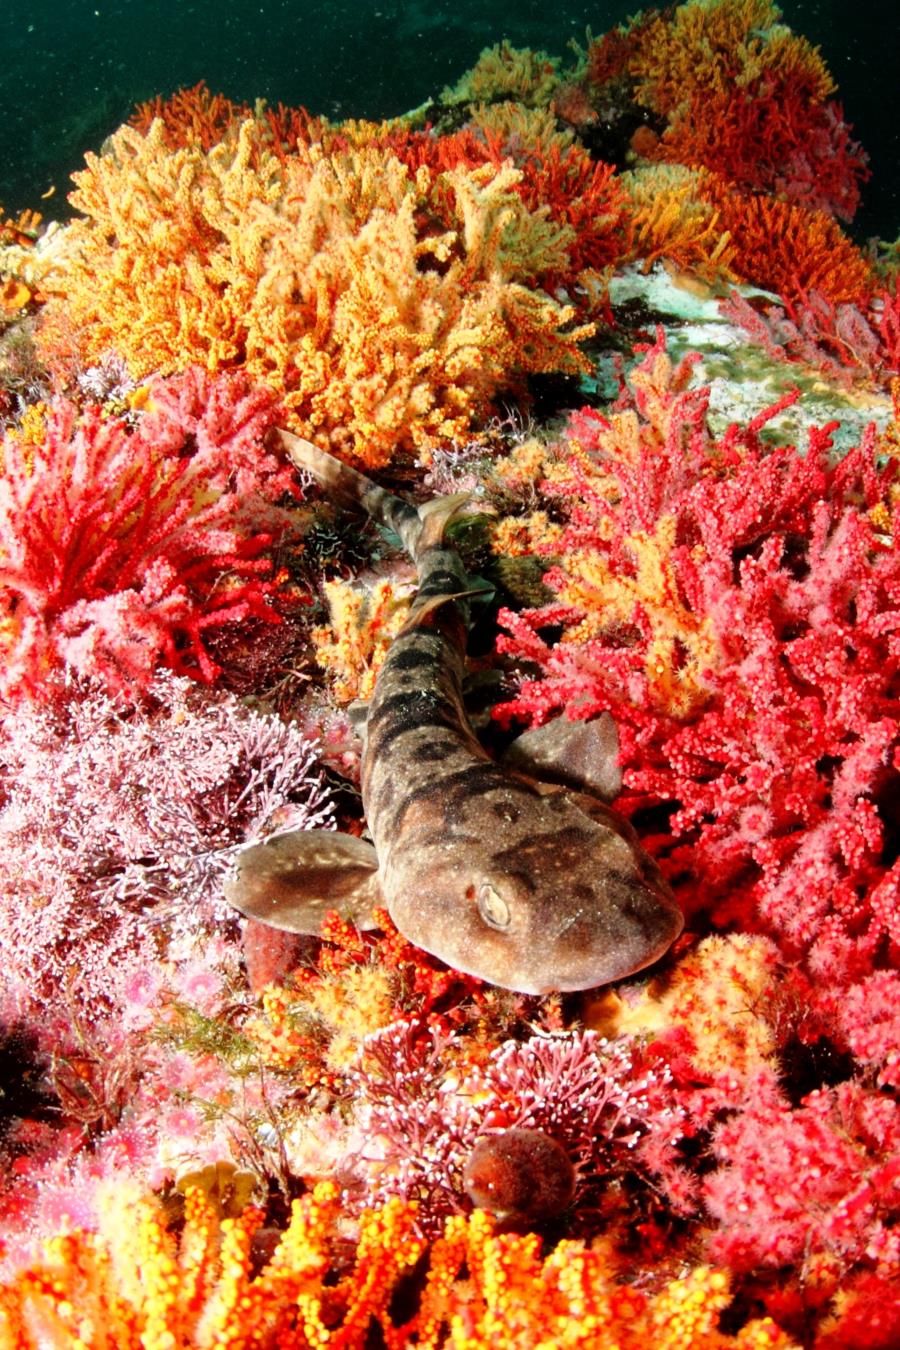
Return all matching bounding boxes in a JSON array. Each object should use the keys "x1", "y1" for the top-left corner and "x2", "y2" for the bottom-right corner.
[
  {"x1": 705, "y1": 1080, "x2": 900, "y2": 1274},
  {"x1": 0, "y1": 366, "x2": 297, "y2": 701},
  {"x1": 496, "y1": 332, "x2": 900, "y2": 1004}
]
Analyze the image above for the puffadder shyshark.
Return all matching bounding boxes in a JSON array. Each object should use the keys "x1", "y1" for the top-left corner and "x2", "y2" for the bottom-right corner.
[{"x1": 224, "y1": 432, "x2": 683, "y2": 995}]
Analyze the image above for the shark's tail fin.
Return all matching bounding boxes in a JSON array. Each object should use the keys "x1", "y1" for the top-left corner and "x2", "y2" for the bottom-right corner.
[{"x1": 277, "y1": 429, "x2": 470, "y2": 561}]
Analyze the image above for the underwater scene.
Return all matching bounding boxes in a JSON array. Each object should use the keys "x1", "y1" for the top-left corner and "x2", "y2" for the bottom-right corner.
[{"x1": 1, "y1": 0, "x2": 900, "y2": 1345}]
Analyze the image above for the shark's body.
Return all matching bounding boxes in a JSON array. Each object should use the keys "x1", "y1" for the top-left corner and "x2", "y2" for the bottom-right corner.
[{"x1": 225, "y1": 433, "x2": 682, "y2": 995}]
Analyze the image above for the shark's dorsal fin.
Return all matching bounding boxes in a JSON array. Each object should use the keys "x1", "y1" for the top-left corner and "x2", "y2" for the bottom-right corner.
[{"x1": 415, "y1": 492, "x2": 472, "y2": 552}]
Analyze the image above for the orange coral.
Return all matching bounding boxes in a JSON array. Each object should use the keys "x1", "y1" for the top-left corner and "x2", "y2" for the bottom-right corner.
[
  {"x1": 38, "y1": 121, "x2": 592, "y2": 468},
  {"x1": 621, "y1": 165, "x2": 737, "y2": 282},
  {"x1": 311, "y1": 573, "x2": 414, "y2": 702},
  {"x1": 707, "y1": 182, "x2": 874, "y2": 304},
  {"x1": 629, "y1": 0, "x2": 833, "y2": 117},
  {"x1": 0, "y1": 278, "x2": 31, "y2": 313},
  {"x1": 0, "y1": 1182, "x2": 799, "y2": 1349},
  {"x1": 588, "y1": 934, "x2": 783, "y2": 1081}
]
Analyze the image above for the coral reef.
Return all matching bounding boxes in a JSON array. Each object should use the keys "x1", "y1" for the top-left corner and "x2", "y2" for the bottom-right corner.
[
  {"x1": 35, "y1": 122, "x2": 592, "y2": 468},
  {"x1": 1, "y1": 2, "x2": 898, "y2": 1345},
  {"x1": 0, "y1": 366, "x2": 299, "y2": 700},
  {"x1": 0, "y1": 1180, "x2": 797, "y2": 1350}
]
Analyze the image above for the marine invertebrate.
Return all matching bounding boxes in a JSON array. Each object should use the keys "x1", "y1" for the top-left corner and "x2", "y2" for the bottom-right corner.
[
  {"x1": 707, "y1": 183, "x2": 873, "y2": 306},
  {"x1": 705, "y1": 1080, "x2": 900, "y2": 1275},
  {"x1": 0, "y1": 1179, "x2": 797, "y2": 1349},
  {"x1": 129, "y1": 80, "x2": 253, "y2": 149},
  {"x1": 441, "y1": 41, "x2": 560, "y2": 109},
  {"x1": 38, "y1": 120, "x2": 593, "y2": 467},
  {"x1": 582, "y1": 1, "x2": 868, "y2": 223},
  {"x1": 388, "y1": 106, "x2": 630, "y2": 304},
  {"x1": 720, "y1": 283, "x2": 900, "y2": 389},
  {"x1": 591, "y1": 934, "x2": 783, "y2": 1088},
  {"x1": 346, "y1": 1021, "x2": 685, "y2": 1234},
  {"x1": 495, "y1": 331, "x2": 900, "y2": 992},
  {"x1": 311, "y1": 572, "x2": 414, "y2": 703},
  {"x1": 620, "y1": 164, "x2": 737, "y2": 282},
  {"x1": 461, "y1": 1128, "x2": 576, "y2": 1222},
  {"x1": 0, "y1": 366, "x2": 296, "y2": 700},
  {"x1": 0, "y1": 673, "x2": 334, "y2": 1024}
]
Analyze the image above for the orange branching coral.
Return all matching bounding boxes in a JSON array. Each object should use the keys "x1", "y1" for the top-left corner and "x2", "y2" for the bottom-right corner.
[
  {"x1": 707, "y1": 182, "x2": 874, "y2": 304},
  {"x1": 0, "y1": 1183, "x2": 799, "y2": 1350},
  {"x1": 387, "y1": 105, "x2": 630, "y2": 307},
  {"x1": 129, "y1": 83, "x2": 332, "y2": 164},
  {"x1": 441, "y1": 40, "x2": 560, "y2": 108},
  {"x1": 589, "y1": 934, "x2": 783, "y2": 1082},
  {"x1": 311, "y1": 573, "x2": 415, "y2": 702},
  {"x1": 621, "y1": 164, "x2": 737, "y2": 282},
  {"x1": 629, "y1": 0, "x2": 833, "y2": 117},
  {"x1": 546, "y1": 510, "x2": 721, "y2": 718},
  {"x1": 39, "y1": 121, "x2": 592, "y2": 467},
  {"x1": 617, "y1": 1, "x2": 866, "y2": 223}
]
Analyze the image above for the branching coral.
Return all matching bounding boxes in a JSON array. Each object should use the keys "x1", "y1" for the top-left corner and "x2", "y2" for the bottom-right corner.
[
  {"x1": 705, "y1": 1080, "x2": 900, "y2": 1276},
  {"x1": 387, "y1": 107, "x2": 631, "y2": 306},
  {"x1": 441, "y1": 41, "x2": 561, "y2": 109},
  {"x1": 311, "y1": 572, "x2": 415, "y2": 703},
  {"x1": 0, "y1": 673, "x2": 334, "y2": 1025},
  {"x1": 721, "y1": 284, "x2": 900, "y2": 390},
  {"x1": 0, "y1": 1180, "x2": 797, "y2": 1350},
  {"x1": 705, "y1": 182, "x2": 873, "y2": 306},
  {"x1": 0, "y1": 366, "x2": 297, "y2": 700},
  {"x1": 620, "y1": 165, "x2": 737, "y2": 282},
  {"x1": 344, "y1": 1021, "x2": 686, "y2": 1234},
  {"x1": 495, "y1": 331, "x2": 900, "y2": 997},
  {"x1": 615, "y1": 0, "x2": 867, "y2": 222},
  {"x1": 37, "y1": 120, "x2": 593, "y2": 468}
]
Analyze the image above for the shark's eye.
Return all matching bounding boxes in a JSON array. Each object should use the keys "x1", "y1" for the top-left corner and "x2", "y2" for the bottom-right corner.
[{"x1": 477, "y1": 882, "x2": 511, "y2": 930}]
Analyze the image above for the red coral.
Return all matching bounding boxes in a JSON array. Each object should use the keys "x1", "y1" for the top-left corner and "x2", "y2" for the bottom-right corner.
[
  {"x1": 387, "y1": 127, "x2": 630, "y2": 297},
  {"x1": 658, "y1": 88, "x2": 868, "y2": 223},
  {"x1": 496, "y1": 332, "x2": 900, "y2": 990},
  {"x1": 129, "y1": 81, "x2": 253, "y2": 150},
  {"x1": 705, "y1": 1081, "x2": 900, "y2": 1273},
  {"x1": 720, "y1": 286, "x2": 900, "y2": 390},
  {"x1": 0, "y1": 368, "x2": 298, "y2": 700}
]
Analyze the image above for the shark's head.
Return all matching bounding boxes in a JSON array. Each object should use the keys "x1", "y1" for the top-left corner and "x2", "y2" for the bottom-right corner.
[{"x1": 386, "y1": 815, "x2": 683, "y2": 995}]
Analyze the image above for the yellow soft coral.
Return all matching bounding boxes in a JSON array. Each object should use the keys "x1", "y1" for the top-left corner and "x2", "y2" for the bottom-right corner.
[
  {"x1": 621, "y1": 164, "x2": 737, "y2": 282},
  {"x1": 441, "y1": 41, "x2": 560, "y2": 108},
  {"x1": 38, "y1": 121, "x2": 592, "y2": 468},
  {"x1": 587, "y1": 934, "x2": 783, "y2": 1082},
  {"x1": 0, "y1": 1186, "x2": 799, "y2": 1349},
  {"x1": 551, "y1": 514, "x2": 720, "y2": 718},
  {"x1": 311, "y1": 573, "x2": 415, "y2": 702}
]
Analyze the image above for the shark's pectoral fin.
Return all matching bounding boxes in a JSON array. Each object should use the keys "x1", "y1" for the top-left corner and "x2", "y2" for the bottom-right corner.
[
  {"x1": 501, "y1": 711, "x2": 623, "y2": 801},
  {"x1": 224, "y1": 829, "x2": 383, "y2": 934}
]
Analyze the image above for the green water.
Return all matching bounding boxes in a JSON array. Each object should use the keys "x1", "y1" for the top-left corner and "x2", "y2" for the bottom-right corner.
[{"x1": 0, "y1": 1, "x2": 897, "y2": 242}]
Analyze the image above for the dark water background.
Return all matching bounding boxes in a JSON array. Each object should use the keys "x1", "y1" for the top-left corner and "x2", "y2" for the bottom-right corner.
[{"x1": 1, "y1": 1, "x2": 897, "y2": 244}]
